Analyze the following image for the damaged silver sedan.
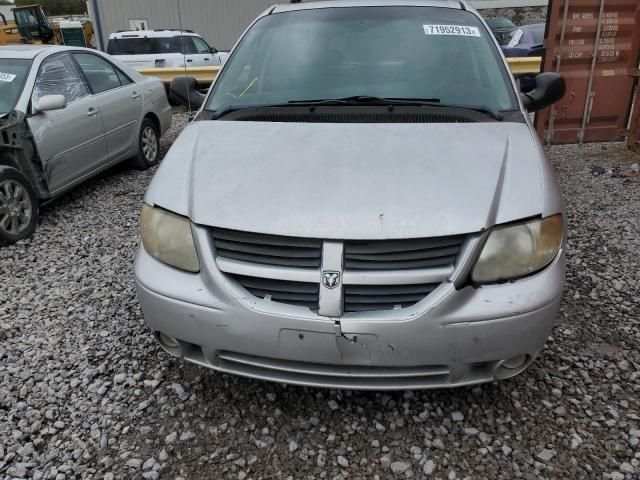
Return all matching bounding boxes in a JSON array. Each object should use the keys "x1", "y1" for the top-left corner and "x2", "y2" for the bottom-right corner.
[
  {"x1": 0, "y1": 45, "x2": 171, "y2": 243},
  {"x1": 136, "y1": 1, "x2": 567, "y2": 390}
]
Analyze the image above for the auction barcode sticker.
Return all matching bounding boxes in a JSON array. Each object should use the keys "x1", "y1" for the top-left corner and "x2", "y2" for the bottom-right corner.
[
  {"x1": 423, "y1": 25, "x2": 481, "y2": 37},
  {"x1": 0, "y1": 72, "x2": 17, "y2": 83}
]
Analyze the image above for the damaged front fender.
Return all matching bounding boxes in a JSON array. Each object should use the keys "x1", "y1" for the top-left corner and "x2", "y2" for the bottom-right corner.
[{"x1": 0, "y1": 110, "x2": 49, "y2": 200}]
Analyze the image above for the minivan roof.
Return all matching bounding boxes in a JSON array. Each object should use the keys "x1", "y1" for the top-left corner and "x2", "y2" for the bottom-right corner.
[
  {"x1": 109, "y1": 30, "x2": 199, "y2": 39},
  {"x1": 271, "y1": 0, "x2": 465, "y2": 14}
]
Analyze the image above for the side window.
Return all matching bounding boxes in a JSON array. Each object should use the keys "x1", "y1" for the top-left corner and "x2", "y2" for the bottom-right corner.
[
  {"x1": 34, "y1": 53, "x2": 89, "y2": 104},
  {"x1": 192, "y1": 36, "x2": 211, "y2": 54},
  {"x1": 73, "y1": 53, "x2": 122, "y2": 94},
  {"x1": 116, "y1": 68, "x2": 133, "y2": 86},
  {"x1": 170, "y1": 36, "x2": 197, "y2": 54}
]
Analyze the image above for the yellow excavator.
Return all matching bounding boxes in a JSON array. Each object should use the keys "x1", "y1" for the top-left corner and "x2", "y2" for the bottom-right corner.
[{"x1": 0, "y1": 4, "x2": 94, "y2": 48}]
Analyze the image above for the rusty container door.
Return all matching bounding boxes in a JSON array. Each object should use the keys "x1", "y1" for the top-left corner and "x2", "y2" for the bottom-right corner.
[{"x1": 536, "y1": 0, "x2": 640, "y2": 144}]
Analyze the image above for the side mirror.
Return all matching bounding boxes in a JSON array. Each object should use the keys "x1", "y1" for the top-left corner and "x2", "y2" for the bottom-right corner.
[
  {"x1": 33, "y1": 94, "x2": 67, "y2": 114},
  {"x1": 210, "y1": 46, "x2": 218, "y2": 54},
  {"x1": 521, "y1": 73, "x2": 566, "y2": 112},
  {"x1": 169, "y1": 76, "x2": 206, "y2": 109}
]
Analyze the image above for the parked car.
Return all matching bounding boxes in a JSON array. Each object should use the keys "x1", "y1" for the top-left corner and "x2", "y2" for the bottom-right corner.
[
  {"x1": 136, "y1": 1, "x2": 566, "y2": 390},
  {"x1": 501, "y1": 23, "x2": 546, "y2": 92},
  {"x1": 501, "y1": 23, "x2": 545, "y2": 57},
  {"x1": 485, "y1": 17, "x2": 516, "y2": 44},
  {"x1": 107, "y1": 30, "x2": 229, "y2": 69},
  {"x1": 0, "y1": 45, "x2": 172, "y2": 243}
]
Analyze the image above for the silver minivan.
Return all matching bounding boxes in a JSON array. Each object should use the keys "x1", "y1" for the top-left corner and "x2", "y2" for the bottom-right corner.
[{"x1": 135, "y1": 0, "x2": 567, "y2": 390}]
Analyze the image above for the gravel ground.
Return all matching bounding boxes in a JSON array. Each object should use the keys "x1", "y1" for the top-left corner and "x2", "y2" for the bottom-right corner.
[{"x1": 1, "y1": 116, "x2": 639, "y2": 480}]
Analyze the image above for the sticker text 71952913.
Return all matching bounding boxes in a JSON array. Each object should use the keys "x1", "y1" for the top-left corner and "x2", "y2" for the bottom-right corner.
[
  {"x1": 423, "y1": 25, "x2": 481, "y2": 37},
  {"x1": 0, "y1": 72, "x2": 17, "y2": 83}
]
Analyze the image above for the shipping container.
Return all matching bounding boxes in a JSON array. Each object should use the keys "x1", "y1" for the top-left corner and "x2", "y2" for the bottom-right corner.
[{"x1": 536, "y1": 0, "x2": 640, "y2": 144}]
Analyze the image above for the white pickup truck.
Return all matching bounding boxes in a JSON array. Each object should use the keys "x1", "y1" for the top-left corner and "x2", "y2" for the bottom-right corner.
[{"x1": 107, "y1": 30, "x2": 229, "y2": 69}]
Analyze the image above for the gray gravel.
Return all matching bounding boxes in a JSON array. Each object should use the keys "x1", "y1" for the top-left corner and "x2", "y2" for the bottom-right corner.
[{"x1": 1, "y1": 118, "x2": 639, "y2": 479}]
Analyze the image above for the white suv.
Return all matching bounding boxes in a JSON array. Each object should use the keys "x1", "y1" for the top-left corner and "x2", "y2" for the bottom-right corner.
[{"x1": 107, "y1": 30, "x2": 229, "y2": 69}]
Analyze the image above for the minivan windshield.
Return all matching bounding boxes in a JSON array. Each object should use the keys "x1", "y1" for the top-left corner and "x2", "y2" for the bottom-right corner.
[
  {"x1": 206, "y1": 6, "x2": 518, "y2": 113},
  {"x1": 0, "y1": 59, "x2": 31, "y2": 115}
]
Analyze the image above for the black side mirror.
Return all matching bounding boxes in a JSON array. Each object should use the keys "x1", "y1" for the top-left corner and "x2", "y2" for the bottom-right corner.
[
  {"x1": 521, "y1": 72, "x2": 566, "y2": 112},
  {"x1": 210, "y1": 46, "x2": 218, "y2": 54},
  {"x1": 169, "y1": 76, "x2": 206, "y2": 109}
]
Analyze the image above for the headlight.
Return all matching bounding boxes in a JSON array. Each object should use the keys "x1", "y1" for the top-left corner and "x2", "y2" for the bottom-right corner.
[
  {"x1": 471, "y1": 214, "x2": 563, "y2": 284},
  {"x1": 140, "y1": 204, "x2": 200, "y2": 272}
]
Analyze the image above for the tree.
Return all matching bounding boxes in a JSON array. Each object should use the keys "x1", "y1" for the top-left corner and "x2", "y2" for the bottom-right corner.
[
  {"x1": 0, "y1": 0, "x2": 14, "y2": 5},
  {"x1": 14, "y1": 0, "x2": 87, "y2": 15}
]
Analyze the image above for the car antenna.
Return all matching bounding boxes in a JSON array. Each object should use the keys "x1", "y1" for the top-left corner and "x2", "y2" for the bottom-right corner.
[{"x1": 177, "y1": 0, "x2": 192, "y2": 115}]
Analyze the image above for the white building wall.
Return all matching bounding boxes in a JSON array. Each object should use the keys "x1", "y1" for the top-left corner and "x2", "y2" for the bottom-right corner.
[{"x1": 88, "y1": 0, "x2": 549, "y2": 52}]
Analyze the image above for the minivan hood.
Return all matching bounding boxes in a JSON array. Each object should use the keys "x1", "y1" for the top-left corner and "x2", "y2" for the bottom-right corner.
[{"x1": 146, "y1": 120, "x2": 545, "y2": 239}]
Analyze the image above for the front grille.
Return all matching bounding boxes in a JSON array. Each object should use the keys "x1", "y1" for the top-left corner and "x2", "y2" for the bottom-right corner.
[
  {"x1": 343, "y1": 283, "x2": 440, "y2": 312},
  {"x1": 212, "y1": 228, "x2": 465, "y2": 314},
  {"x1": 212, "y1": 228, "x2": 322, "y2": 268},
  {"x1": 344, "y1": 236, "x2": 465, "y2": 270},
  {"x1": 233, "y1": 275, "x2": 320, "y2": 310}
]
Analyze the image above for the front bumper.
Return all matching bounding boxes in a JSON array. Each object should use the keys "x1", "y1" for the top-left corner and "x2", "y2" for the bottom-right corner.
[{"x1": 134, "y1": 229, "x2": 565, "y2": 390}]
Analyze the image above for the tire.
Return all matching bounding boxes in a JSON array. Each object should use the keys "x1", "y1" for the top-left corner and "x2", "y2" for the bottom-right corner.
[
  {"x1": 0, "y1": 166, "x2": 38, "y2": 244},
  {"x1": 130, "y1": 118, "x2": 160, "y2": 170}
]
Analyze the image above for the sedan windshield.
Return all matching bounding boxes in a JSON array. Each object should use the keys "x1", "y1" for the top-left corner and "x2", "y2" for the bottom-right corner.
[
  {"x1": 0, "y1": 59, "x2": 31, "y2": 115},
  {"x1": 206, "y1": 6, "x2": 518, "y2": 113}
]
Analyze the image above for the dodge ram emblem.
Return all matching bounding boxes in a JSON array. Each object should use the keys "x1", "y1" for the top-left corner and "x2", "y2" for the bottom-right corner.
[{"x1": 322, "y1": 271, "x2": 341, "y2": 289}]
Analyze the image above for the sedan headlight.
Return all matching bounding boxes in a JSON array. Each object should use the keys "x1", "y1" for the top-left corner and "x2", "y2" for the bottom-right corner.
[
  {"x1": 471, "y1": 214, "x2": 563, "y2": 283},
  {"x1": 140, "y1": 204, "x2": 200, "y2": 272}
]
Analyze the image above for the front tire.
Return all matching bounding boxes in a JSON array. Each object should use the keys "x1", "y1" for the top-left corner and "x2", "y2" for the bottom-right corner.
[
  {"x1": 130, "y1": 118, "x2": 160, "y2": 170},
  {"x1": 0, "y1": 166, "x2": 38, "y2": 244}
]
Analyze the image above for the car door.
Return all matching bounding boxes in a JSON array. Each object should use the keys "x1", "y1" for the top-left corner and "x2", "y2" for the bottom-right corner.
[
  {"x1": 27, "y1": 52, "x2": 107, "y2": 194},
  {"x1": 73, "y1": 52, "x2": 143, "y2": 161},
  {"x1": 170, "y1": 35, "x2": 200, "y2": 66},
  {"x1": 191, "y1": 36, "x2": 217, "y2": 66}
]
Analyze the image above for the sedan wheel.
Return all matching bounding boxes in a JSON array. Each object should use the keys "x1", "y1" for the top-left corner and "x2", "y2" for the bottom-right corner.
[
  {"x1": 142, "y1": 126, "x2": 158, "y2": 164},
  {"x1": 131, "y1": 118, "x2": 160, "y2": 170},
  {"x1": 0, "y1": 167, "x2": 38, "y2": 243}
]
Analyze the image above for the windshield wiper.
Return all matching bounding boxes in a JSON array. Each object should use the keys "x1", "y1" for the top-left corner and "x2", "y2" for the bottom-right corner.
[
  {"x1": 434, "y1": 103, "x2": 504, "y2": 121},
  {"x1": 211, "y1": 103, "x2": 292, "y2": 119},
  {"x1": 289, "y1": 96, "x2": 503, "y2": 120},
  {"x1": 211, "y1": 98, "x2": 503, "y2": 121},
  {"x1": 288, "y1": 95, "x2": 441, "y2": 106}
]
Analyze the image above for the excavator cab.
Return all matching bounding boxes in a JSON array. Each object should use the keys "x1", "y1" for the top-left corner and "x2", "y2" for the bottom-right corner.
[{"x1": 12, "y1": 5, "x2": 54, "y2": 43}]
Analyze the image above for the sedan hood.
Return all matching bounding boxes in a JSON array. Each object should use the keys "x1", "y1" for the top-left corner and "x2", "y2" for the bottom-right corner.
[{"x1": 146, "y1": 120, "x2": 546, "y2": 239}]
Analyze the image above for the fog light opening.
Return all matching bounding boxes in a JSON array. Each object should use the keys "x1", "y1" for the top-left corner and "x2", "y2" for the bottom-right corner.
[
  {"x1": 156, "y1": 331, "x2": 183, "y2": 356},
  {"x1": 494, "y1": 354, "x2": 531, "y2": 380}
]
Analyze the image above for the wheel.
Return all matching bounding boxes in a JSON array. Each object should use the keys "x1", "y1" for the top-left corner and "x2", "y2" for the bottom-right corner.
[
  {"x1": 130, "y1": 118, "x2": 160, "y2": 170},
  {"x1": 0, "y1": 166, "x2": 38, "y2": 244}
]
